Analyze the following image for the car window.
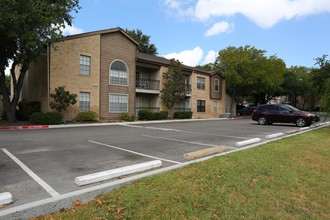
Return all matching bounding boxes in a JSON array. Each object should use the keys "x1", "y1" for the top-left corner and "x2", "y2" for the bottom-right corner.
[{"x1": 279, "y1": 106, "x2": 291, "y2": 112}]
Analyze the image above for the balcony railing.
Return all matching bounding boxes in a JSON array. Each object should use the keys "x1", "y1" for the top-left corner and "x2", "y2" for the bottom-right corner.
[{"x1": 136, "y1": 79, "x2": 160, "y2": 90}]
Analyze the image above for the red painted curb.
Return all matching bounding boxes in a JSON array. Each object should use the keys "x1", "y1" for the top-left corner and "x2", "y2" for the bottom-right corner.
[{"x1": 0, "y1": 125, "x2": 49, "y2": 130}]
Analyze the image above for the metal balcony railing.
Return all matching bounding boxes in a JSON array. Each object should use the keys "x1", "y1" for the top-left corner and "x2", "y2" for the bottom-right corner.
[{"x1": 136, "y1": 79, "x2": 160, "y2": 90}]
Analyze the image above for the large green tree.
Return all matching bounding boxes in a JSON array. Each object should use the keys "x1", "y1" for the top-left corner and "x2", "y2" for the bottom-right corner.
[
  {"x1": 282, "y1": 66, "x2": 315, "y2": 108},
  {"x1": 214, "y1": 45, "x2": 286, "y2": 113},
  {"x1": 0, "y1": 0, "x2": 80, "y2": 122},
  {"x1": 312, "y1": 55, "x2": 330, "y2": 116},
  {"x1": 125, "y1": 29, "x2": 158, "y2": 55},
  {"x1": 161, "y1": 59, "x2": 189, "y2": 117}
]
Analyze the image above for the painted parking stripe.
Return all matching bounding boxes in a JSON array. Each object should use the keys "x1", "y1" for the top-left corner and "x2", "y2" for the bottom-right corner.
[
  {"x1": 142, "y1": 134, "x2": 223, "y2": 147},
  {"x1": 1, "y1": 148, "x2": 60, "y2": 197},
  {"x1": 179, "y1": 130, "x2": 249, "y2": 140},
  {"x1": 121, "y1": 124, "x2": 180, "y2": 132},
  {"x1": 88, "y1": 140, "x2": 181, "y2": 164}
]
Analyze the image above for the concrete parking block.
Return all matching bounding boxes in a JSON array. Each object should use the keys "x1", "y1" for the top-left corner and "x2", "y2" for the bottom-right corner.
[
  {"x1": 265, "y1": 133, "x2": 284, "y2": 139},
  {"x1": 183, "y1": 145, "x2": 228, "y2": 160},
  {"x1": 75, "y1": 160, "x2": 162, "y2": 186},
  {"x1": 234, "y1": 138, "x2": 261, "y2": 147},
  {"x1": 0, "y1": 192, "x2": 13, "y2": 206}
]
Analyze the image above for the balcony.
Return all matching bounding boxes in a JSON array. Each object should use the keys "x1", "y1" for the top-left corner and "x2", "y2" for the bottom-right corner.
[{"x1": 136, "y1": 79, "x2": 160, "y2": 94}]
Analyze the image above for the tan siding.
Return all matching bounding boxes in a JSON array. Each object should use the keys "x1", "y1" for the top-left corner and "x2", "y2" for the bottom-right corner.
[
  {"x1": 100, "y1": 32, "x2": 136, "y2": 120},
  {"x1": 50, "y1": 35, "x2": 101, "y2": 120}
]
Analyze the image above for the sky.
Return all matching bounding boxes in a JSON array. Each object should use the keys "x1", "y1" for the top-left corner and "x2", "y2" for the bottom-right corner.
[{"x1": 7, "y1": 0, "x2": 330, "y2": 74}]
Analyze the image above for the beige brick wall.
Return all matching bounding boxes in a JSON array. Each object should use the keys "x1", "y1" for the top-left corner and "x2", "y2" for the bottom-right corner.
[
  {"x1": 50, "y1": 35, "x2": 101, "y2": 120},
  {"x1": 191, "y1": 73, "x2": 226, "y2": 118}
]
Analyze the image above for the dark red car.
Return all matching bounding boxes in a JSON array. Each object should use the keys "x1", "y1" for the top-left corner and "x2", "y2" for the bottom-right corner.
[{"x1": 252, "y1": 104, "x2": 320, "y2": 127}]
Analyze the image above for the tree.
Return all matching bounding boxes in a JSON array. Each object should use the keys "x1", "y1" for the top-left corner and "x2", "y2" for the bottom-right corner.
[
  {"x1": 0, "y1": 0, "x2": 80, "y2": 122},
  {"x1": 282, "y1": 66, "x2": 315, "y2": 108},
  {"x1": 312, "y1": 55, "x2": 330, "y2": 117},
  {"x1": 125, "y1": 29, "x2": 158, "y2": 55},
  {"x1": 50, "y1": 86, "x2": 77, "y2": 121},
  {"x1": 214, "y1": 45, "x2": 286, "y2": 113},
  {"x1": 161, "y1": 59, "x2": 189, "y2": 117}
]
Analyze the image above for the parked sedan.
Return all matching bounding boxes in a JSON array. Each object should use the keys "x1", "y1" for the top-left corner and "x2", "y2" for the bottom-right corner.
[
  {"x1": 237, "y1": 106, "x2": 257, "y2": 116},
  {"x1": 252, "y1": 104, "x2": 320, "y2": 127}
]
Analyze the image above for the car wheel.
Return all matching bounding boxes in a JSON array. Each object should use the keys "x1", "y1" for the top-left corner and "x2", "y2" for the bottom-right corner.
[
  {"x1": 296, "y1": 117, "x2": 307, "y2": 127},
  {"x1": 258, "y1": 116, "x2": 267, "y2": 125}
]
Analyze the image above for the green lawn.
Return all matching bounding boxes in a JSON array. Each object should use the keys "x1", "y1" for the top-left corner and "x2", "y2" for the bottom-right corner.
[{"x1": 37, "y1": 127, "x2": 330, "y2": 219}]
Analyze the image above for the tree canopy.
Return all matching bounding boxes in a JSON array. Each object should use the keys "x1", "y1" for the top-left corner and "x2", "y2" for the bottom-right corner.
[
  {"x1": 214, "y1": 45, "x2": 286, "y2": 112},
  {"x1": 0, "y1": 0, "x2": 80, "y2": 122},
  {"x1": 160, "y1": 59, "x2": 189, "y2": 116},
  {"x1": 125, "y1": 29, "x2": 158, "y2": 55}
]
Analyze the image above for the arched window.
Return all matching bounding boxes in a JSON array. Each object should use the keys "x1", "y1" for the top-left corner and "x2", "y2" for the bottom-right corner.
[{"x1": 109, "y1": 60, "x2": 128, "y2": 85}]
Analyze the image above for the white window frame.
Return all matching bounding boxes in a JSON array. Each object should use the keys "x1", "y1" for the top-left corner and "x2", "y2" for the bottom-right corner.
[
  {"x1": 109, "y1": 60, "x2": 129, "y2": 86},
  {"x1": 109, "y1": 93, "x2": 128, "y2": 112},
  {"x1": 213, "y1": 101, "x2": 218, "y2": 113},
  {"x1": 79, "y1": 92, "x2": 90, "y2": 112},
  {"x1": 197, "y1": 77, "x2": 205, "y2": 90},
  {"x1": 214, "y1": 79, "x2": 220, "y2": 92},
  {"x1": 80, "y1": 55, "x2": 91, "y2": 76}
]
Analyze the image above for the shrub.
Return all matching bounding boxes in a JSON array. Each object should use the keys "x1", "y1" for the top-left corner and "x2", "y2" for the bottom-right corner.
[
  {"x1": 121, "y1": 112, "x2": 135, "y2": 121},
  {"x1": 153, "y1": 111, "x2": 168, "y2": 120},
  {"x1": 17, "y1": 101, "x2": 41, "y2": 121},
  {"x1": 313, "y1": 106, "x2": 320, "y2": 112},
  {"x1": 29, "y1": 112, "x2": 63, "y2": 125},
  {"x1": 174, "y1": 111, "x2": 193, "y2": 119},
  {"x1": 75, "y1": 111, "x2": 98, "y2": 122},
  {"x1": 138, "y1": 109, "x2": 153, "y2": 120},
  {"x1": 138, "y1": 109, "x2": 168, "y2": 120}
]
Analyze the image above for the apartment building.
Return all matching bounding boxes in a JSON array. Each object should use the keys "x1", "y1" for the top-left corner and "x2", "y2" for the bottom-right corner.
[{"x1": 21, "y1": 28, "x2": 226, "y2": 120}]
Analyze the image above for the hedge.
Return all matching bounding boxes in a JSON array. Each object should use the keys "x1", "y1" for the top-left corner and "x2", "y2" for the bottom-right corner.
[
  {"x1": 138, "y1": 109, "x2": 168, "y2": 120},
  {"x1": 75, "y1": 111, "x2": 98, "y2": 122},
  {"x1": 29, "y1": 112, "x2": 63, "y2": 125},
  {"x1": 173, "y1": 111, "x2": 193, "y2": 119},
  {"x1": 18, "y1": 101, "x2": 41, "y2": 121}
]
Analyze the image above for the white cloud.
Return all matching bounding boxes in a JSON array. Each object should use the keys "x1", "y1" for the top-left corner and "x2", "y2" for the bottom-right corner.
[
  {"x1": 164, "y1": 46, "x2": 204, "y2": 66},
  {"x1": 62, "y1": 24, "x2": 83, "y2": 36},
  {"x1": 202, "y1": 50, "x2": 217, "y2": 64},
  {"x1": 205, "y1": 21, "x2": 234, "y2": 37},
  {"x1": 163, "y1": 47, "x2": 217, "y2": 66},
  {"x1": 163, "y1": 0, "x2": 330, "y2": 28}
]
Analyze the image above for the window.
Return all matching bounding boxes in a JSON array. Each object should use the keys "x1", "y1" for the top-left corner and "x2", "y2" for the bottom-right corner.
[
  {"x1": 197, "y1": 77, "x2": 205, "y2": 90},
  {"x1": 214, "y1": 79, "x2": 220, "y2": 92},
  {"x1": 79, "y1": 92, "x2": 90, "y2": 112},
  {"x1": 197, "y1": 100, "x2": 206, "y2": 112},
  {"x1": 213, "y1": 101, "x2": 218, "y2": 113},
  {"x1": 109, "y1": 94, "x2": 128, "y2": 112},
  {"x1": 80, "y1": 55, "x2": 91, "y2": 76},
  {"x1": 110, "y1": 60, "x2": 128, "y2": 85}
]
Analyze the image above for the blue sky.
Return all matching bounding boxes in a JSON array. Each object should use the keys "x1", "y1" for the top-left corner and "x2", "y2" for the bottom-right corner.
[{"x1": 64, "y1": 0, "x2": 330, "y2": 68}]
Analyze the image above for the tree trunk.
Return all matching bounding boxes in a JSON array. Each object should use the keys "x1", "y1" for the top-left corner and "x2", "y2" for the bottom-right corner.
[{"x1": 0, "y1": 62, "x2": 27, "y2": 122}]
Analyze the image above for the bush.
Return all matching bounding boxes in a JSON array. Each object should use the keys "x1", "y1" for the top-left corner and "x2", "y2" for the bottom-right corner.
[
  {"x1": 153, "y1": 111, "x2": 168, "y2": 120},
  {"x1": 313, "y1": 106, "x2": 320, "y2": 112},
  {"x1": 138, "y1": 109, "x2": 153, "y2": 120},
  {"x1": 121, "y1": 112, "x2": 135, "y2": 121},
  {"x1": 29, "y1": 112, "x2": 63, "y2": 125},
  {"x1": 138, "y1": 109, "x2": 168, "y2": 120},
  {"x1": 18, "y1": 101, "x2": 41, "y2": 121},
  {"x1": 174, "y1": 111, "x2": 193, "y2": 119},
  {"x1": 75, "y1": 111, "x2": 98, "y2": 122}
]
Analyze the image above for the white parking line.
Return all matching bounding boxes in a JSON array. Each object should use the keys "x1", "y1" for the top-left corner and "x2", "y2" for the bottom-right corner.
[
  {"x1": 88, "y1": 140, "x2": 181, "y2": 164},
  {"x1": 1, "y1": 148, "x2": 60, "y2": 197},
  {"x1": 179, "y1": 130, "x2": 249, "y2": 140},
  {"x1": 142, "y1": 134, "x2": 222, "y2": 147},
  {"x1": 121, "y1": 124, "x2": 180, "y2": 132}
]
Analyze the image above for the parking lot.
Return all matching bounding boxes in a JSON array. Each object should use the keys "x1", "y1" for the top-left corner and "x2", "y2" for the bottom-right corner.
[{"x1": 0, "y1": 118, "x2": 328, "y2": 218}]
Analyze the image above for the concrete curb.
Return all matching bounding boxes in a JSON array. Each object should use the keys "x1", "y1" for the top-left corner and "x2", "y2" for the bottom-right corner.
[
  {"x1": 74, "y1": 160, "x2": 162, "y2": 187},
  {"x1": 234, "y1": 138, "x2": 261, "y2": 147},
  {"x1": 0, "y1": 118, "x2": 229, "y2": 130},
  {"x1": 265, "y1": 132, "x2": 284, "y2": 139},
  {"x1": 183, "y1": 145, "x2": 228, "y2": 160},
  {"x1": 0, "y1": 192, "x2": 13, "y2": 206}
]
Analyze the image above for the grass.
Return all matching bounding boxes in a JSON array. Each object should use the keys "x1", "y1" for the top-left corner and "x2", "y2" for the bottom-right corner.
[{"x1": 36, "y1": 127, "x2": 330, "y2": 220}]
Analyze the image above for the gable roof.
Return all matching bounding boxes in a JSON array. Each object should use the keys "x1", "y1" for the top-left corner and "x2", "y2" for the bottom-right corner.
[{"x1": 55, "y1": 27, "x2": 139, "y2": 45}]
